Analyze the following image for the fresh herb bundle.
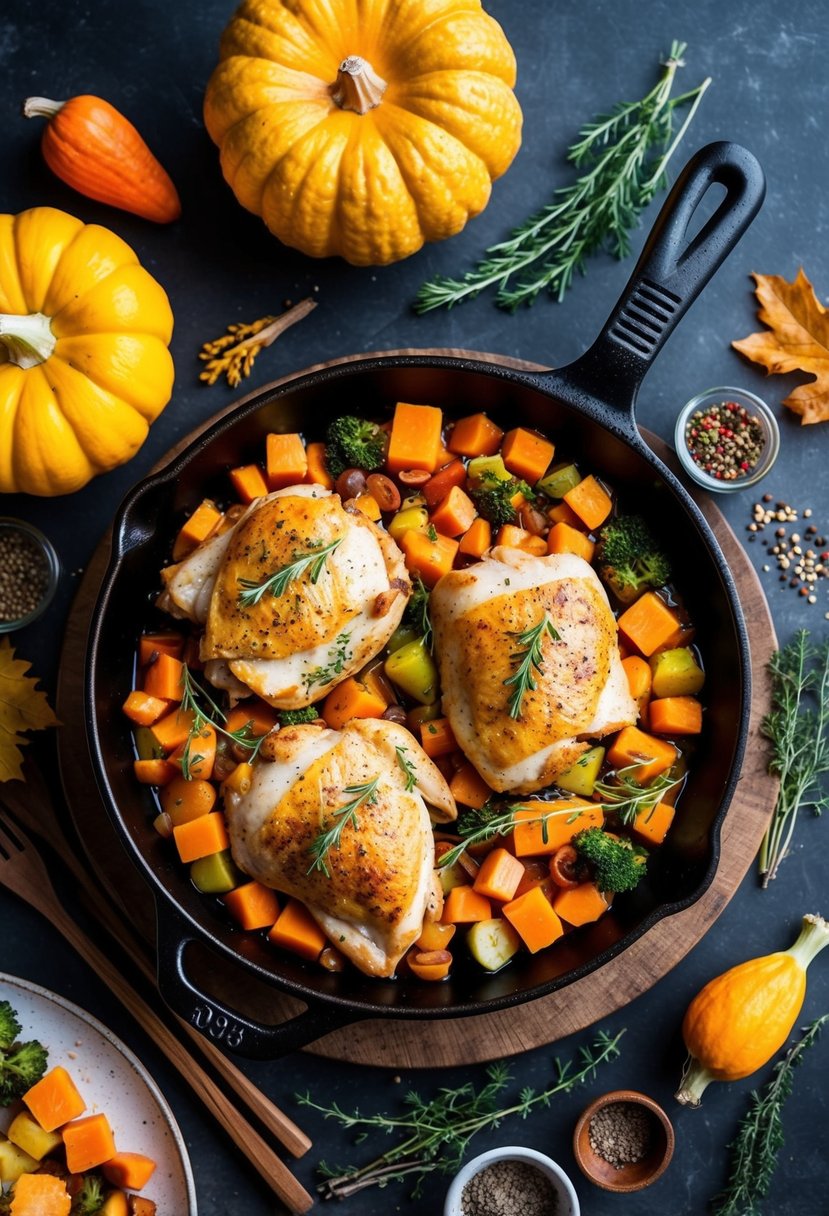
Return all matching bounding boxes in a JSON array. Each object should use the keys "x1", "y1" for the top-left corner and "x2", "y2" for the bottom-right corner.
[
  {"x1": 713, "y1": 1015, "x2": 828, "y2": 1216},
  {"x1": 414, "y1": 42, "x2": 710, "y2": 313},
  {"x1": 299, "y1": 1028, "x2": 623, "y2": 1199},
  {"x1": 758, "y1": 631, "x2": 829, "y2": 886}
]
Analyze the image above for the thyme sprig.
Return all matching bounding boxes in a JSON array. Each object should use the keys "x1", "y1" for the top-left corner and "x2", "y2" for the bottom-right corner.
[
  {"x1": 395, "y1": 746, "x2": 417, "y2": 792},
  {"x1": 758, "y1": 631, "x2": 829, "y2": 886},
  {"x1": 713, "y1": 1015, "x2": 828, "y2": 1216},
  {"x1": 237, "y1": 537, "x2": 342, "y2": 608},
  {"x1": 303, "y1": 631, "x2": 352, "y2": 692},
  {"x1": 414, "y1": 42, "x2": 710, "y2": 313},
  {"x1": 593, "y1": 764, "x2": 683, "y2": 825},
  {"x1": 504, "y1": 615, "x2": 561, "y2": 720},
  {"x1": 307, "y1": 777, "x2": 380, "y2": 877},
  {"x1": 299, "y1": 1029, "x2": 624, "y2": 1199},
  {"x1": 178, "y1": 665, "x2": 266, "y2": 780}
]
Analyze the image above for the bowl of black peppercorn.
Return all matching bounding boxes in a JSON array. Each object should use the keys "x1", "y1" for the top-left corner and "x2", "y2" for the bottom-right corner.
[{"x1": 573, "y1": 1089, "x2": 674, "y2": 1192}]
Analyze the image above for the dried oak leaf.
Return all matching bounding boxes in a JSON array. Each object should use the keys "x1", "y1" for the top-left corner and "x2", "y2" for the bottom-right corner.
[
  {"x1": 0, "y1": 638, "x2": 59, "y2": 782},
  {"x1": 732, "y1": 269, "x2": 829, "y2": 425}
]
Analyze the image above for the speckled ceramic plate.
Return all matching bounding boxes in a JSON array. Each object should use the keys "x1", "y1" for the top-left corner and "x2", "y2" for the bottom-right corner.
[{"x1": 0, "y1": 974, "x2": 197, "y2": 1215}]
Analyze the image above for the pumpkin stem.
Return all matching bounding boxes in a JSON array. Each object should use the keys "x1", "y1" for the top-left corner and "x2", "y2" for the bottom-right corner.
[
  {"x1": 331, "y1": 57, "x2": 387, "y2": 115},
  {"x1": 674, "y1": 1053, "x2": 717, "y2": 1107},
  {"x1": 0, "y1": 312, "x2": 57, "y2": 369},
  {"x1": 787, "y1": 913, "x2": 829, "y2": 971},
  {"x1": 22, "y1": 96, "x2": 67, "y2": 121}
]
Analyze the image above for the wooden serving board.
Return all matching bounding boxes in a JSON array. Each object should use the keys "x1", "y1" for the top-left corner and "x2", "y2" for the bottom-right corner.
[{"x1": 57, "y1": 350, "x2": 778, "y2": 1069}]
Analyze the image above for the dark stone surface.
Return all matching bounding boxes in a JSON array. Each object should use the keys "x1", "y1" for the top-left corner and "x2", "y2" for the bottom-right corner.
[{"x1": 1, "y1": 2, "x2": 828, "y2": 1214}]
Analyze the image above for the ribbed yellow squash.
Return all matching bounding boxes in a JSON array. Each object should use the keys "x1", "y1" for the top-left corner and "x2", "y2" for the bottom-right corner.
[
  {"x1": 204, "y1": 0, "x2": 523, "y2": 266},
  {"x1": 0, "y1": 207, "x2": 174, "y2": 496}
]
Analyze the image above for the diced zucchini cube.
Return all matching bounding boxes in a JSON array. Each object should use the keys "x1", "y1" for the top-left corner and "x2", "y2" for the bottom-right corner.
[
  {"x1": 467, "y1": 918, "x2": 522, "y2": 972},
  {"x1": 556, "y1": 746, "x2": 606, "y2": 797},
  {"x1": 650, "y1": 648, "x2": 705, "y2": 698},
  {"x1": 537, "y1": 463, "x2": 581, "y2": 499}
]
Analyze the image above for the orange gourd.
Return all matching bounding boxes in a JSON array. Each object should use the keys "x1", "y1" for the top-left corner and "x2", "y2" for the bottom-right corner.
[
  {"x1": 675, "y1": 913, "x2": 829, "y2": 1106},
  {"x1": 24, "y1": 95, "x2": 180, "y2": 223}
]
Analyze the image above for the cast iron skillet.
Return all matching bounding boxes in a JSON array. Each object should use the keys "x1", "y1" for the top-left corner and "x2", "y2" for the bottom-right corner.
[{"x1": 87, "y1": 142, "x2": 765, "y2": 1059}]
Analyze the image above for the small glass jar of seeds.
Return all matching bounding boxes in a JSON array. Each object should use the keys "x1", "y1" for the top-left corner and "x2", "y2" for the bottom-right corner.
[
  {"x1": 0, "y1": 518, "x2": 60, "y2": 632},
  {"x1": 674, "y1": 386, "x2": 780, "y2": 493}
]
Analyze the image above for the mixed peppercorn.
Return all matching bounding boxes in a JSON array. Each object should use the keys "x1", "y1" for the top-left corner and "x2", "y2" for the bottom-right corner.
[{"x1": 683, "y1": 400, "x2": 766, "y2": 481}]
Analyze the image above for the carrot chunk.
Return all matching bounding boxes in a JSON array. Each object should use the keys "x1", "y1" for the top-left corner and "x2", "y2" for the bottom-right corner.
[
  {"x1": 149, "y1": 707, "x2": 195, "y2": 752},
  {"x1": 133, "y1": 759, "x2": 176, "y2": 786},
  {"x1": 160, "y1": 776, "x2": 217, "y2": 826},
  {"x1": 173, "y1": 812, "x2": 230, "y2": 863},
  {"x1": 449, "y1": 762, "x2": 494, "y2": 809},
  {"x1": 606, "y1": 725, "x2": 677, "y2": 783},
  {"x1": 62, "y1": 1112, "x2": 117, "y2": 1173},
  {"x1": 24, "y1": 1066, "x2": 86, "y2": 1132},
  {"x1": 447, "y1": 413, "x2": 504, "y2": 457},
  {"x1": 9, "y1": 1173, "x2": 70, "y2": 1216},
  {"x1": 267, "y1": 899, "x2": 327, "y2": 960},
  {"x1": 122, "y1": 691, "x2": 168, "y2": 727},
  {"x1": 400, "y1": 530, "x2": 458, "y2": 587},
  {"x1": 617, "y1": 591, "x2": 682, "y2": 656},
  {"x1": 501, "y1": 427, "x2": 556, "y2": 484},
  {"x1": 142, "y1": 652, "x2": 184, "y2": 703},
  {"x1": 265, "y1": 432, "x2": 307, "y2": 490},
  {"x1": 502, "y1": 886, "x2": 564, "y2": 952},
  {"x1": 229, "y1": 463, "x2": 268, "y2": 503},
  {"x1": 552, "y1": 882, "x2": 611, "y2": 926},
  {"x1": 387, "y1": 402, "x2": 443, "y2": 474},
  {"x1": 622, "y1": 655, "x2": 652, "y2": 703},
  {"x1": 407, "y1": 949, "x2": 452, "y2": 981},
  {"x1": 102, "y1": 1152, "x2": 157, "y2": 1191},
  {"x1": 351, "y1": 493, "x2": 382, "y2": 520},
  {"x1": 138, "y1": 632, "x2": 183, "y2": 666},
  {"x1": 305, "y1": 441, "x2": 334, "y2": 490},
  {"x1": 473, "y1": 848, "x2": 525, "y2": 903},
  {"x1": 172, "y1": 500, "x2": 223, "y2": 560},
  {"x1": 547, "y1": 502, "x2": 583, "y2": 528},
  {"x1": 422, "y1": 459, "x2": 468, "y2": 509},
  {"x1": 442, "y1": 885, "x2": 492, "y2": 924},
  {"x1": 224, "y1": 881, "x2": 281, "y2": 931},
  {"x1": 648, "y1": 695, "x2": 703, "y2": 735},
  {"x1": 633, "y1": 799, "x2": 675, "y2": 846},
  {"x1": 430, "y1": 486, "x2": 477, "y2": 538},
  {"x1": 512, "y1": 799, "x2": 602, "y2": 857},
  {"x1": 170, "y1": 723, "x2": 217, "y2": 780},
  {"x1": 224, "y1": 701, "x2": 279, "y2": 738},
  {"x1": 563, "y1": 474, "x2": 612, "y2": 529},
  {"x1": 419, "y1": 717, "x2": 457, "y2": 758},
  {"x1": 546, "y1": 521, "x2": 595, "y2": 563},
  {"x1": 322, "y1": 678, "x2": 387, "y2": 730},
  {"x1": 458, "y1": 517, "x2": 492, "y2": 558}
]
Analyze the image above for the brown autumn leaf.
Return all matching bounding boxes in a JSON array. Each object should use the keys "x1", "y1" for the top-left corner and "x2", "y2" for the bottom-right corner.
[
  {"x1": 732, "y1": 269, "x2": 829, "y2": 425},
  {"x1": 0, "y1": 638, "x2": 59, "y2": 782}
]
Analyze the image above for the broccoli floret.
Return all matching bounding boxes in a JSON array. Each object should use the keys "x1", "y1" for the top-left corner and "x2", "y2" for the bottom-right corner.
[
  {"x1": 0, "y1": 1038, "x2": 49, "y2": 1106},
  {"x1": 0, "y1": 1001, "x2": 22, "y2": 1050},
  {"x1": 325, "y1": 416, "x2": 387, "y2": 479},
  {"x1": 70, "y1": 1175, "x2": 105, "y2": 1215},
  {"x1": 572, "y1": 827, "x2": 648, "y2": 893},
  {"x1": 597, "y1": 515, "x2": 671, "y2": 597},
  {"x1": 278, "y1": 705, "x2": 320, "y2": 726},
  {"x1": 469, "y1": 472, "x2": 533, "y2": 528}
]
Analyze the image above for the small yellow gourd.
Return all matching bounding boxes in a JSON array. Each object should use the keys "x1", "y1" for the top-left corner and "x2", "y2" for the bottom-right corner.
[
  {"x1": 675, "y1": 913, "x2": 829, "y2": 1106},
  {"x1": 203, "y1": 0, "x2": 523, "y2": 266},
  {"x1": 0, "y1": 206, "x2": 174, "y2": 496}
]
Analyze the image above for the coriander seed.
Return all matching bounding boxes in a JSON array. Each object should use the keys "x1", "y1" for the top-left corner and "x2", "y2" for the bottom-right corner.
[
  {"x1": 0, "y1": 525, "x2": 51, "y2": 624},
  {"x1": 461, "y1": 1159, "x2": 558, "y2": 1216},
  {"x1": 588, "y1": 1100, "x2": 656, "y2": 1168}
]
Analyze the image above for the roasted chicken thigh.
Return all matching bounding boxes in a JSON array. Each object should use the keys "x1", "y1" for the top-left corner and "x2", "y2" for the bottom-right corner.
[
  {"x1": 224, "y1": 718, "x2": 456, "y2": 977},
  {"x1": 159, "y1": 485, "x2": 410, "y2": 707},
  {"x1": 431, "y1": 547, "x2": 637, "y2": 794}
]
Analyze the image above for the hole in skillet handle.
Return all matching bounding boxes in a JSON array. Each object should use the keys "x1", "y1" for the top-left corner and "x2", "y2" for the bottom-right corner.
[
  {"x1": 155, "y1": 898, "x2": 363, "y2": 1059},
  {"x1": 533, "y1": 141, "x2": 766, "y2": 436}
]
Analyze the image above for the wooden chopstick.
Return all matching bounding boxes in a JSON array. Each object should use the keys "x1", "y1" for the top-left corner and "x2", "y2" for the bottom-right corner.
[{"x1": 0, "y1": 772, "x2": 311, "y2": 1160}]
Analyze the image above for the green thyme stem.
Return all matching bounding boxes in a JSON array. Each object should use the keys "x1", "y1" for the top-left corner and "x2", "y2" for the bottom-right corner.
[
  {"x1": 395, "y1": 746, "x2": 417, "y2": 792},
  {"x1": 237, "y1": 537, "x2": 342, "y2": 607},
  {"x1": 178, "y1": 665, "x2": 266, "y2": 780}
]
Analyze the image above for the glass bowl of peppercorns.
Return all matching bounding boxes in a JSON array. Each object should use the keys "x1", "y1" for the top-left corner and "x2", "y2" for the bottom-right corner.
[
  {"x1": 0, "y1": 518, "x2": 60, "y2": 633},
  {"x1": 675, "y1": 386, "x2": 780, "y2": 492}
]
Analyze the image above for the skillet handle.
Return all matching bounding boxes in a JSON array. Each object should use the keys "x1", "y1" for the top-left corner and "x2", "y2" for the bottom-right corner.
[
  {"x1": 542, "y1": 141, "x2": 766, "y2": 420},
  {"x1": 155, "y1": 900, "x2": 363, "y2": 1059}
]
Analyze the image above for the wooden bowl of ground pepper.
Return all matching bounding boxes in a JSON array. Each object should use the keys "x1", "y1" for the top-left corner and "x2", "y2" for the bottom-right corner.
[
  {"x1": 0, "y1": 518, "x2": 60, "y2": 632},
  {"x1": 572, "y1": 1089, "x2": 674, "y2": 1192}
]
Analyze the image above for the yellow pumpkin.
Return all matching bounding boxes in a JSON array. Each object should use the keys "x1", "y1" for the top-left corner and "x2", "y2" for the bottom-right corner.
[
  {"x1": 204, "y1": 0, "x2": 523, "y2": 266},
  {"x1": 0, "y1": 207, "x2": 174, "y2": 496},
  {"x1": 675, "y1": 913, "x2": 829, "y2": 1107}
]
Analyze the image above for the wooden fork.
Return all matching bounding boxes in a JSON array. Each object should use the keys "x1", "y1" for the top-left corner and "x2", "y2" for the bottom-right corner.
[
  {"x1": 0, "y1": 811, "x2": 314, "y2": 1216},
  {"x1": 0, "y1": 771, "x2": 310, "y2": 1160}
]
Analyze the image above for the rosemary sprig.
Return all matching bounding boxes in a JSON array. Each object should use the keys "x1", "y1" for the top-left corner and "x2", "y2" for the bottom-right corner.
[
  {"x1": 712, "y1": 1015, "x2": 828, "y2": 1216},
  {"x1": 299, "y1": 1028, "x2": 624, "y2": 1199},
  {"x1": 307, "y1": 777, "x2": 380, "y2": 877},
  {"x1": 414, "y1": 42, "x2": 710, "y2": 313},
  {"x1": 178, "y1": 665, "x2": 267, "y2": 780},
  {"x1": 237, "y1": 537, "x2": 342, "y2": 608},
  {"x1": 395, "y1": 746, "x2": 417, "y2": 793},
  {"x1": 593, "y1": 764, "x2": 682, "y2": 825},
  {"x1": 198, "y1": 299, "x2": 316, "y2": 387},
  {"x1": 758, "y1": 631, "x2": 829, "y2": 886},
  {"x1": 438, "y1": 799, "x2": 582, "y2": 869},
  {"x1": 504, "y1": 615, "x2": 561, "y2": 719}
]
